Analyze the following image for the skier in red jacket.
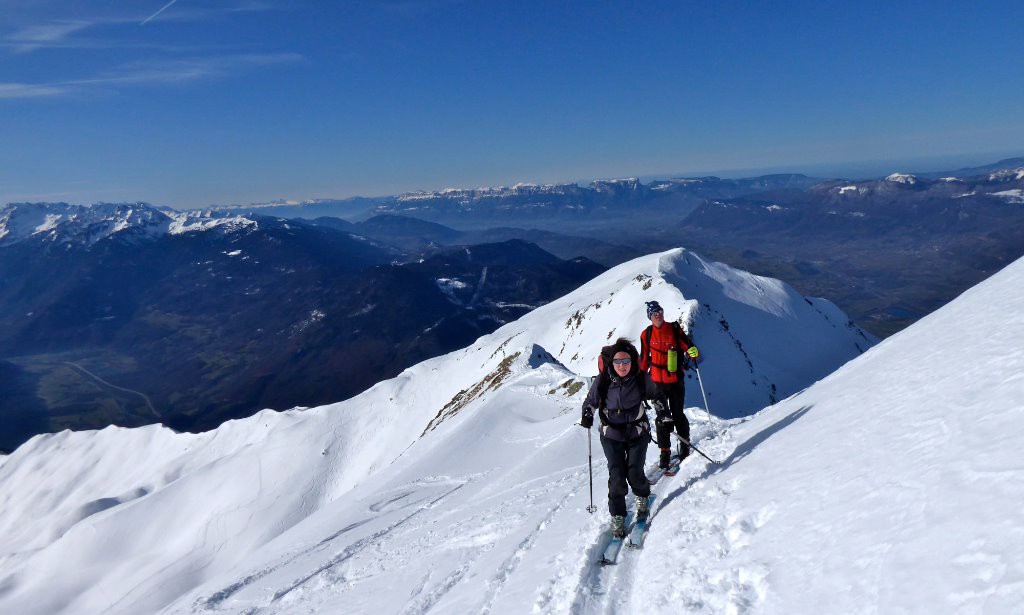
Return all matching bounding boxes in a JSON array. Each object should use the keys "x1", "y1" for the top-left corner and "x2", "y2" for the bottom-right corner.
[{"x1": 639, "y1": 300, "x2": 700, "y2": 468}]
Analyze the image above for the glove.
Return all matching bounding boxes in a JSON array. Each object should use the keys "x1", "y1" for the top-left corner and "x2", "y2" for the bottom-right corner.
[
  {"x1": 580, "y1": 406, "x2": 595, "y2": 429},
  {"x1": 686, "y1": 346, "x2": 700, "y2": 359}
]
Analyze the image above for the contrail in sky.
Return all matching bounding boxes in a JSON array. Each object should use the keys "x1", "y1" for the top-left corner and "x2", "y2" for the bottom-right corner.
[{"x1": 141, "y1": 0, "x2": 179, "y2": 25}]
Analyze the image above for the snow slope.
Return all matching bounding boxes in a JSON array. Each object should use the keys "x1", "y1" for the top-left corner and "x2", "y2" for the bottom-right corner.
[
  {"x1": 0, "y1": 248, "x2": 898, "y2": 614},
  {"x1": 628, "y1": 255, "x2": 1024, "y2": 614},
  {"x1": 172, "y1": 251, "x2": 1024, "y2": 615}
]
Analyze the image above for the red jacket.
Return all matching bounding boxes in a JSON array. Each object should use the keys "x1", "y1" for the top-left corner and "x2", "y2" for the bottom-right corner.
[{"x1": 639, "y1": 322, "x2": 693, "y2": 384}]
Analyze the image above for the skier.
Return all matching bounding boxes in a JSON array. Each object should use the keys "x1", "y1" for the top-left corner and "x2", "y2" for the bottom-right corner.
[
  {"x1": 581, "y1": 338, "x2": 668, "y2": 538},
  {"x1": 639, "y1": 300, "x2": 700, "y2": 469}
]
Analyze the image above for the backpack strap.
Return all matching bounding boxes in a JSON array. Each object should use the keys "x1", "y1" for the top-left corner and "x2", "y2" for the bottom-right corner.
[
  {"x1": 673, "y1": 321, "x2": 694, "y2": 349},
  {"x1": 595, "y1": 371, "x2": 612, "y2": 426},
  {"x1": 641, "y1": 325, "x2": 653, "y2": 367},
  {"x1": 596, "y1": 371, "x2": 611, "y2": 408}
]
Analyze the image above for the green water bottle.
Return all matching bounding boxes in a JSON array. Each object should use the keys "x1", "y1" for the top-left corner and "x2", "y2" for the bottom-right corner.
[{"x1": 667, "y1": 348, "x2": 678, "y2": 373}]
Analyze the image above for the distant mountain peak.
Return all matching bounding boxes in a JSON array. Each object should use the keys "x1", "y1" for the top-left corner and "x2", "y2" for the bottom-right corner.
[
  {"x1": 885, "y1": 173, "x2": 919, "y2": 185},
  {"x1": 397, "y1": 183, "x2": 581, "y2": 202},
  {"x1": 988, "y1": 167, "x2": 1024, "y2": 182}
]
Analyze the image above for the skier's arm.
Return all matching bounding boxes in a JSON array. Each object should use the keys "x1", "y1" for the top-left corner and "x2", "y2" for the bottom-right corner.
[
  {"x1": 583, "y1": 376, "x2": 602, "y2": 410},
  {"x1": 676, "y1": 323, "x2": 700, "y2": 362},
  {"x1": 581, "y1": 376, "x2": 602, "y2": 427},
  {"x1": 675, "y1": 323, "x2": 694, "y2": 350}
]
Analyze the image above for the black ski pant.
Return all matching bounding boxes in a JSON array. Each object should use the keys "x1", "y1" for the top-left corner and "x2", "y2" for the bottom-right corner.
[
  {"x1": 600, "y1": 433, "x2": 651, "y2": 517},
  {"x1": 654, "y1": 380, "x2": 689, "y2": 451}
]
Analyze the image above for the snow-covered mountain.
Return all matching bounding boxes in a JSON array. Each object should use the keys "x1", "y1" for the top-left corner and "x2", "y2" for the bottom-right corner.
[
  {"x1": 0, "y1": 204, "x2": 611, "y2": 452},
  {"x1": 884, "y1": 172, "x2": 920, "y2": 185},
  {"x1": 0, "y1": 248, "x2": 878, "y2": 614},
  {"x1": 370, "y1": 175, "x2": 820, "y2": 230},
  {"x1": 0, "y1": 202, "x2": 259, "y2": 247},
  {"x1": 815, "y1": 164, "x2": 1024, "y2": 202}
]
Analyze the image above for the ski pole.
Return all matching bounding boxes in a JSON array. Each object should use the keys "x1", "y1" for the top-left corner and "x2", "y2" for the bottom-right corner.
[
  {"x1": 677, "y1": 435, "x2": 723, "y2": 465},
  {"x1": 586, "y1": 426, "x2": 598, "y2": 514},
  {"x1": 693, "y1": 362, "x2": 714, "y2": 425}
]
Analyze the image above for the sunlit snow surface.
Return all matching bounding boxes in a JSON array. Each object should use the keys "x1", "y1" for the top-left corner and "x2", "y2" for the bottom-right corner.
[{"x1": 2, "y1": 250, "x2": 1022, "y2": 613}]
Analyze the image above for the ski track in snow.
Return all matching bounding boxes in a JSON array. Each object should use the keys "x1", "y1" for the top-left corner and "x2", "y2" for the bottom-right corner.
[
  {"x1": 560, "y1": 418, "x2": 749, "y2": 615},
  {"x1": 269, "y1": 481, "x2": 468, "y2": 605},
  {"x1": 399, "y1": 558, "x2": 477, "y2": 615},
  {"x1": 194, "y1": 480, "x2": 467, "y2": 612},
  {"x1": 478, "y1": 474, "x2": 583, "y2": 614}
]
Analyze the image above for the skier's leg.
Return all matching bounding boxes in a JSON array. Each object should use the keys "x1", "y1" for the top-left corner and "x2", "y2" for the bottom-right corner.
[
  {"x1": 625, "y1": 436, "x2": 651, "y2": 498},
  {"x1": 654, "y1": 403, "x2": 672, "y2": 450},
  {"x1": 600, "y1": 436, "x2": 628, "y2": 516},
  {"x1": 654, "y1": 382, "x2": 673, "y2": 467},
  {"x1": 671, "y1": 380, "x2": 690, "y2": 456}
]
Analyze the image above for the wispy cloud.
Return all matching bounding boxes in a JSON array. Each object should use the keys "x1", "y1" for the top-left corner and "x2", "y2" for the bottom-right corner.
[
  {"x1": 141, "y1": 0, "x2": 180, "y2": 26},
  {"x1": 78, "y1": 53, "x2": 303, "y2": 85},
  {"x1": 2, "y1": 2, "x2": 278, "y2": 52},
  {"x1": 0, "y1": 82, "x2": 68, "y2": 99},
  {"x1": 7, "y1": 19, "x2": 93, "y2": 53},
  {"x1": 0, "y1": 52, "x2": 302, "y2": 99}
]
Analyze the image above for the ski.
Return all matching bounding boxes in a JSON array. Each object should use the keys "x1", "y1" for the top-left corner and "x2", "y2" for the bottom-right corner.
[
  {"x1": 646, "y1": 462, "x2": 668, "y2": 485},
  {"x1": 646, "y1": 455, "x2": 681, "y2": 484},
  {"x1": 663, "y1": 455, "x2": 683, "y2": 477},
  {"x1": 599, "y1": 511, "x2": 634, "y2": 565},
  {"x1": 627, "y1": 494, "x2": 656, "y2": 549}
]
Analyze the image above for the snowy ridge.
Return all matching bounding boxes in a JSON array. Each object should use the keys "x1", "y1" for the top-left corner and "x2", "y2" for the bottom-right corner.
[
  {"x1": 397, "y1": 183, "x2": 581, "y2": 202},
  {"x1": 0, "y1": 203, "x2": 261, "y2": 247},
  {"x1": 0, "y1": 248, "x2": 921, "y2": 615},
  {"x1": 987, "y1": 167, "x2": 1024, "y2": 182},
  {"x1": 167, "y1": 211, "x2": 259, "y2": 235},
  {"x1": 393, "y1": 177, "x2": 649, "y2": 205},
  {"x1": 517, "y1": 249, "x2": 873, "y2": 415},
  {"x1": 991, "y1": 188, "x2": 1024, "y2": 204},
  {"x1": 0, "y1": 202, "x2": 168, "y2": 246}
]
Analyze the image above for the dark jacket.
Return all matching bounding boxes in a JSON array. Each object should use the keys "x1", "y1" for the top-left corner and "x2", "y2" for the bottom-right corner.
[{"x1": 583, "y1": 363, "x2": 663, "y2": 442}]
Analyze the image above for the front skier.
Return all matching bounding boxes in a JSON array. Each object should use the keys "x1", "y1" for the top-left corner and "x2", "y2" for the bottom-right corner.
[{"x1": 581, "y1": 338, "x2": 668, "y2": 538}]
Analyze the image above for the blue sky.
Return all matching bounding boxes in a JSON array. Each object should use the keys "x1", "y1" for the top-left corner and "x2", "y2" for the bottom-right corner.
[{"x1": 1, "y1": 1, "x2": 1022, "y2": 209}]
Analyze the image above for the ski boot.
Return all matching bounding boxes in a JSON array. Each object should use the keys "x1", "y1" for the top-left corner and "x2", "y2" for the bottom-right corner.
[
  {"x1": 659, "y1": 447, "x2": 671, "y2": 469},
  {"x1": 635, "y1": 494, "x2": 650, "y2": 517},
  {"x1": 610, "y1": 515, "x2": 626, "y2": 539},
  {"x1": 676, "y1": 438, "x2": 690, "y2": 461}
]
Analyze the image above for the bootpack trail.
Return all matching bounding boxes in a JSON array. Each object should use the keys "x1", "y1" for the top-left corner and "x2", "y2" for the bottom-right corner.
[{"x1": 571, "y1": 416, "x2": 734, "y2": 615}]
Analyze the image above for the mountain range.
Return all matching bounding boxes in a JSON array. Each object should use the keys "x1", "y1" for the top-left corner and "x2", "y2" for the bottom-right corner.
[
  {"x1": 0, "y1": 203, "x2": 603, "y2": 452},
  {"x1": 209, "y1": 158, "x2": 1024, "y2": 230},
  {"x1": 652, "y1": 162, "x2": 1024, "y2": 335},
  {"x1": 210, "y1": 158, "x2": 1024, "y2": 336},
  {"x1": 3, "y1": 157, "x2": 1022, "y2": 450}
]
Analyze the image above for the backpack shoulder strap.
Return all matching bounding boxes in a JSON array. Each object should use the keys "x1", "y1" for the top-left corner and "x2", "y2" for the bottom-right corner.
[{"x1": 597, "y1": 370, "x2": 610, "y2": 402}]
